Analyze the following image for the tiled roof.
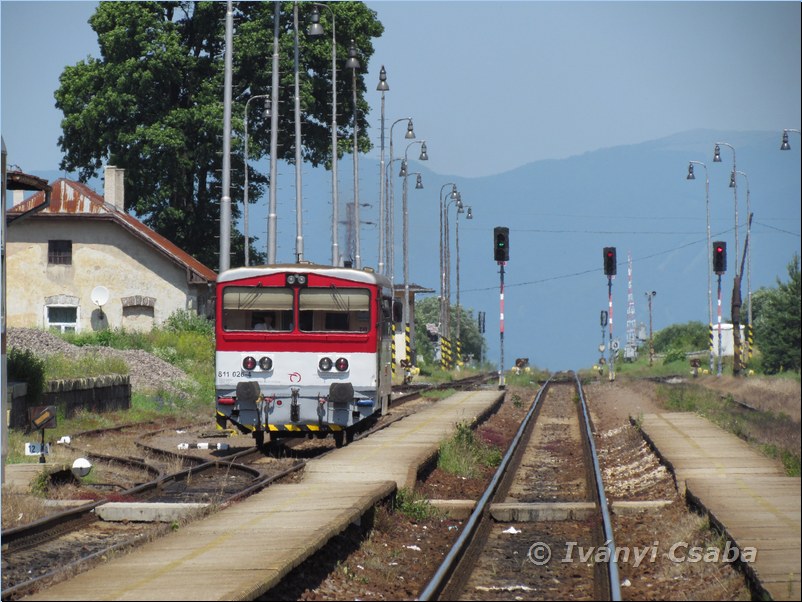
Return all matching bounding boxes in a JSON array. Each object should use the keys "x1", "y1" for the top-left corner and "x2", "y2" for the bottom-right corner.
[{"x1": 9, "y1": 179, "x2": 217, "y2": 284}]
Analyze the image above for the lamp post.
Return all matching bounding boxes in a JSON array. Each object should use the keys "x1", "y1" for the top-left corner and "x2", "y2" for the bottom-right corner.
[
  {"x1": 439, "y1": 183, "x2": 458, "y2": 341},
  {"x1": 687, "y1": 161, "x2": 714, "y2": 374},
  {"x1": 345, "y1": 40, "x2": 361, "y2": 268},
  {"x1": 243, "y1": 94, "x2": 270, "y2": 266},
  {"x1": 732, "y1": 169, "x2": 752, "y2": 360},
  {"x1": 308, "y1": 3, "x2": 340, "y2": 266},
  {"x1": 376, "y1": 66, "x2": 389, "y2": 274},
  {"x1": 293, "y1": 2, "x2": 304, "y2": 263},
  {"x1": 267, "y1": 1, "x2": 280, "y2": 264},
  {"x1": 400, "y1": 161, "x2": 424, "y2": 367},
  {"x1": 780, "y1": 128, "x2": 801, "y2": 150},
  {"x1": 455, "y1": 204, "x2": 473, "y2": 363},
  {"x1": 388, "y1": 118, "x2": 415, "y2": 282},
  {"x1": 444, "y1": 191, "x2": 463, "y2": 343},
  {"x1": 219, "y1": 0, "x2": 234, "y2": 273},
  {"x1": 713, "y1": 142, "x2": 738, "y2": 276},
  {"x1": 645, "y1": 291, "x2": 657, "y2": 366}
]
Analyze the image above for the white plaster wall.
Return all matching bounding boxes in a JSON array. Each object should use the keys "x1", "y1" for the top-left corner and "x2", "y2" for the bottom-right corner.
[{"x1": 6, "y1": 219, "x2": 204, "y2": 332}]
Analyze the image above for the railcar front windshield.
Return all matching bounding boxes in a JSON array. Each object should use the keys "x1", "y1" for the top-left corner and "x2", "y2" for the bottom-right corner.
[
  {"x1": 221, "y1": 286, "x2": 294, "y2": 331},
  {"x1": 299, "y1": 287, "x2": 371, "y2": 332}
]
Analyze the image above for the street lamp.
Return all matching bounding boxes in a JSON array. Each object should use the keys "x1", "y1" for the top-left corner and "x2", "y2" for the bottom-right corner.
[
  {"x1": 443, "y1": 191, "x2": 463, "y2": 343},
  {"x1": 645, "y1": 291, "x2": 657, "y2": 366},
  {"x1": 780, "y1": 128, "x2": 801, "y2": 150},
  {"x1": 687, "y1": 160, "x2": 714, "y2": 374},
  {"x1": 400, "y1": 164, "x2": 424, "y2": 367},
  {"x1": 376, "y1": 66, "x2": 389, "y2": 274},
  {"x1": 439, "y1": 183, "x2": 458, "y2": 341},
  {"x1": 308, "y1": 3, "x2": 340, "y2": 266},
  {"x1": 732, "y1": 169, "x2": 753, "y2": 360},
  {"x1": 388, "y1": 118, "x2": 415, "y2": 282},
  {"x1": 346, "y1": 40, "x2": 362, "y2": 268},
  {"x1": 455, "y1": 204, "x2": 473, "y2": 362},
  {"x1": 713, "y1": 142, "x2": 739, "y2": 276},
  {"x1": 243, "y1": 94, "x2": 270, "y2": 266}
]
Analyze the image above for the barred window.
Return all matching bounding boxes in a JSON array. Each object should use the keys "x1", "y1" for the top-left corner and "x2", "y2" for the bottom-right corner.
[{"x1": 48, "y1": 240, "x2": 72, "y2": 265}]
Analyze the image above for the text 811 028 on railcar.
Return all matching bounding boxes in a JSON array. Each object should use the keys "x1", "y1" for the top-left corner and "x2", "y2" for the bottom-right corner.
[{"x1": 214, "y1": 264, "x2": 399, "y2": 448}]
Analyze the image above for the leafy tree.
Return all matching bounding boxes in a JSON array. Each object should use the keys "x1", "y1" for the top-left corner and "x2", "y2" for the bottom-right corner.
[
  {"x1": 55, "y1": 1, "x2": 384, "y2": 268},
  {"x1": 414, "y1": 297, "x2": 485, "y2": 366},
  {"x1": 753, "y1": 254, "x2": 801, "y2": 374},
  {"x1": 652, "y1": 321, "x2": 708, "y2": 354}
]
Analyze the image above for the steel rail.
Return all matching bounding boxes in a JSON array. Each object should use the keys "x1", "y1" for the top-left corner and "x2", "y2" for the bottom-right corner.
[
  {"x1": 574, "y1": 372, "x2": 622, "y2": 601},
  {"x1": 417, "y1": 377, "x2": 553, "y2": 601}
]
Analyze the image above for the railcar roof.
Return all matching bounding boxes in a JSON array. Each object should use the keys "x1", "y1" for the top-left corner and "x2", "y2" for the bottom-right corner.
[{"x1": 218, "y1": 263, "x2": 391, "y2": 287}]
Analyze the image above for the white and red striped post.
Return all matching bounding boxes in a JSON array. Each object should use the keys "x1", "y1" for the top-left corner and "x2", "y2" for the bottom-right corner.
[{"x1": 499, "y1": 261, "x2": 505, "y2": 388}]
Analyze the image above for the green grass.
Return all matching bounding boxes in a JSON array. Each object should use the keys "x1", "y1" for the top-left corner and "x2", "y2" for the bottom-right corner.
[
  {"x1": 655, "y1": 382, "x2": 800, "y2": 477},
  {"x1": 394, "y1": 487, "x2": 443, "y2": 521},
  {"x1": 438, "y1": 421, "x2": 502, "y2": 478},
  {"x1": 7, "y1": 313, "x2": 216, "y2": 462}
]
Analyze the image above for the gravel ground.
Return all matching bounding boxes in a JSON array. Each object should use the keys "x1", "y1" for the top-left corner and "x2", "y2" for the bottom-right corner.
[{"x1": 7, "y1": 327, "x2": 191, "y2": 397}]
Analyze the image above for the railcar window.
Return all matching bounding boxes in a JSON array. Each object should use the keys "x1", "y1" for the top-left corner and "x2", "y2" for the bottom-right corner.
[
  {"x1": 299, "y1": 288, "x2": 370, "y2": 332},
  {"x1": 222, "y1": 286, "x2": 293, "y2": 331}
]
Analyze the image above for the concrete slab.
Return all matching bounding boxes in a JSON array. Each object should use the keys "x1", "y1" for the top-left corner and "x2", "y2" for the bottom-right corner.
[
  {"x1": 23, "y1": 388, "x2": 504, "y2": 601},
  {"x1": 610, "y1": 500, "x2": 674, "y2": 515},
  {"x1": 95, "y1": 502, "x2": 209, "y2": 523},
  {"x1": 489, "y1": 502, "x2": 596, "y2": 522},
  {"x1": 638, "y1": 412, "x2": 801, "y2": 601}
]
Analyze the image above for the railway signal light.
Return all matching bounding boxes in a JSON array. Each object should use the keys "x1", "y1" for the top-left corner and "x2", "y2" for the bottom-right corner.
[
  {"x1": 603, "y1": 247, "x2": 617, "y2": 276},
  {"x1": 713, "y1": 241, "x2": 727, "y2": 275},
  {"x1": 494, "y1": 227, "x2": 509, "y2": 262}
]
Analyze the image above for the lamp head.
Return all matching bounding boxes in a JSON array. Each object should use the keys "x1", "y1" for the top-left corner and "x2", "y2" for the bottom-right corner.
[
  {"x1": 345, "y1": 40, "x2": 360, "y2": 70},
  {"x1": 713, "y1": 144, "x2": 722, "y2": 163},
  {"x1": 729, "y1": 171, "x2": 736, "y2": 188},
  {"x1": 405, "y1": 120, "x2": 415, "y2": 139},
  {"x1": 415, "y1": 174, "x2": 424, "y2": 189},
  {"x1": 419, "y1": 141, "x2": 428, "y2": 161},
  {"x1": 686, "y1": 163, "x2": 695, "y2": 180},
  {"x1": 466, "y1": 207, "x2": 473, "y2": 220},
  {"x1": 399, "y1": 159, "x2": 407, "y2": 177},
  {"x1": 377, "y1": 65, "x2": 389, "y2": 91},
  {"x1": 781, "y1": 130, "x2": 791, "y2": 151},
  {"x1": 307, "y1": 6, "x2": 324, "y2": 37}
]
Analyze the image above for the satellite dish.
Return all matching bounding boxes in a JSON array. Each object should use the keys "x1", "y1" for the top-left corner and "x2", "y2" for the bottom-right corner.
[{"x1": 91, "y1": 286, "x2": 109, "y2": 307}]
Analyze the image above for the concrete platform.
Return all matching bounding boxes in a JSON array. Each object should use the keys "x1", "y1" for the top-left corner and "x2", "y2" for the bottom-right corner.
[
  {"x1": 3, "y1": 462, "x2": 69, "y2": 493},
  {"x1": 639, "y1": 412, "x2": 801, "y2": 601},
  {"x1": 22, "y1": 388, "x2": 504, "y2": 601}
]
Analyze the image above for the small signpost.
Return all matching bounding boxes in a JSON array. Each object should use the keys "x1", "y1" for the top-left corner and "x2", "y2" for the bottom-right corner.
[{"x1": 28, "y1": 405, "x2": 57, "y2": 464}]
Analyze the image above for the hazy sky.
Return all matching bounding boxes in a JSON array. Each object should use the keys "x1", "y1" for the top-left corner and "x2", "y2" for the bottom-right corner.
[{"x1": 2, "y1": 1, "x2": 800, "y2": 177}]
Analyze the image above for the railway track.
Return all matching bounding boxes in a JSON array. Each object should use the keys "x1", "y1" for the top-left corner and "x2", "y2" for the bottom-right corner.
[
  {"x1": 1, "y1": 373, "x2": 492, "y2": 600},
  {"x1": 419, "y1": 372, "x2": 621, "y2": 601}
]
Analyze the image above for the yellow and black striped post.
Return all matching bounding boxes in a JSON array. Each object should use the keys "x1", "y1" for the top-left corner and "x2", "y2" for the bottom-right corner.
[
  {"x1": 441, "y1": 337, "x2": 452, "y2": 370},
  {"x1": 456, "y1": 340, "x2": 463, "y2": 367},
  {"x1": 405, "y1": 322, "x2": 411, "y2": 366},
  {"x1": 391, "y1": 323, "x2": 396, "y2": 376}
]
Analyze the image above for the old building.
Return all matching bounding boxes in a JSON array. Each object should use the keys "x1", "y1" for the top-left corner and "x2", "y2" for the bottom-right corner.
[{"x1": 5, "y1": 166, "x2": 216, "y2": 332}]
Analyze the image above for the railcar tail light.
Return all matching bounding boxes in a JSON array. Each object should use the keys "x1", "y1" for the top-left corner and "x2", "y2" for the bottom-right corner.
[
  {"x1": 319, "y1": 357, "x2": 333, "y2": 371},
  {"x1": 259, "y1": 356, "x2": 273, "y2": 371},
  {"x1": 217, "y1": 396, "x2": 236, "y2": 405},
  {"x1": 335, "y1": 357, "x2": 349, "y2": 372},
  {"x1": 242, "y1": 356, "x2": 257, "y2": 370}
]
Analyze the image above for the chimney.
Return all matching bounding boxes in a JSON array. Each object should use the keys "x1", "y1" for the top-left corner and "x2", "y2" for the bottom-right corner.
[{"x1": 104, "y1": 165, "x2": 125, "y2": 211}]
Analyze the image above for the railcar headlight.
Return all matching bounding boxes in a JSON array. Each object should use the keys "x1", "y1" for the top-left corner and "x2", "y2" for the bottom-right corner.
[
  {"x1": 319, "y1": 357, "x2": 333, "y2": 371},
  {"x1": 335, "y1": 357, "x2": 349, "y2": 372},
  {"x1": 242, "y1": 356, "x2": 257, "y2": 371},
  {"x1": 286, "y1": 274, "x2": 297, "y2": 285},
  {"x1": 259, "y1": 356, "x2": 273, "y2": 371}
]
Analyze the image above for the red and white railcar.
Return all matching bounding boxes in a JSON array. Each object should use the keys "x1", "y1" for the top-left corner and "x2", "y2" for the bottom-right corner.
[{"x1": 214, "y1": 264, "x2": 396, "y2": 447}]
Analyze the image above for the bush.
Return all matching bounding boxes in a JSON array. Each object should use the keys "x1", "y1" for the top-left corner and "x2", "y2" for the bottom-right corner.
[
  {"x1": 163, "y1": 309, "x2": 214, "y2": 336},
  {"x1": 7, "y1": 348, "x2": 45, "y2": 405}
]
